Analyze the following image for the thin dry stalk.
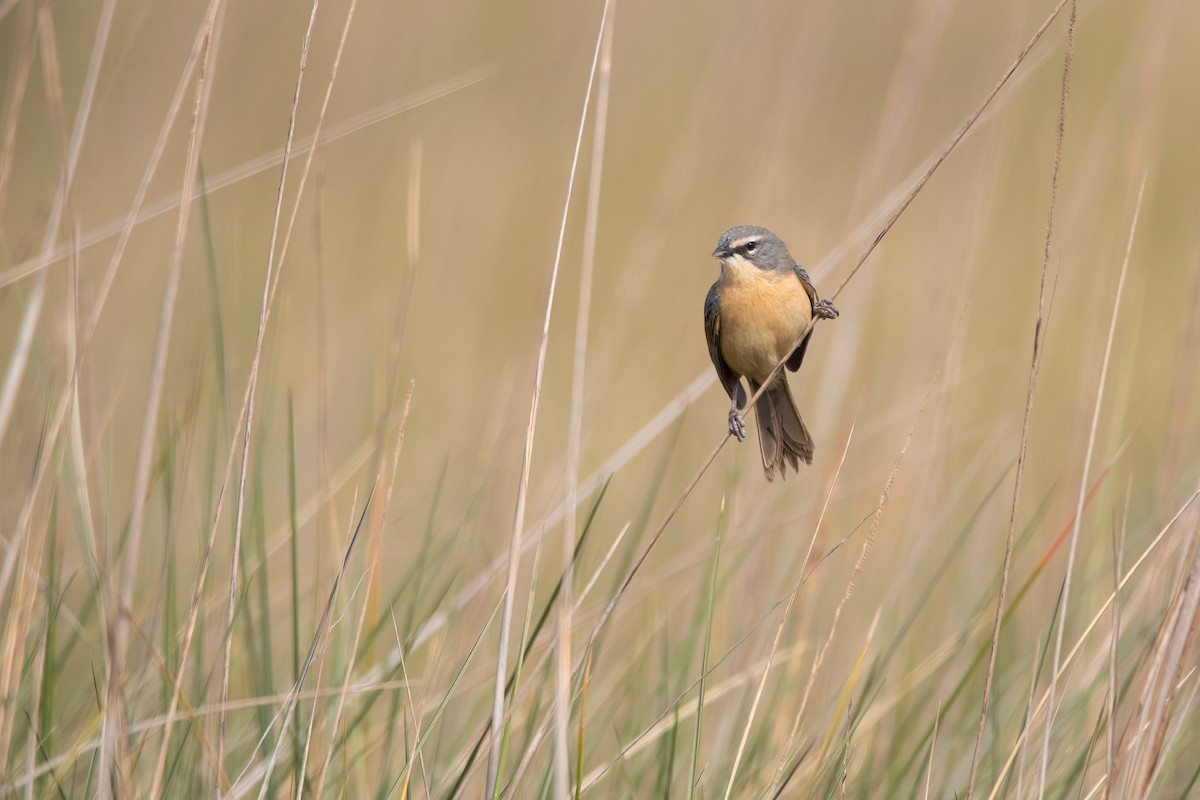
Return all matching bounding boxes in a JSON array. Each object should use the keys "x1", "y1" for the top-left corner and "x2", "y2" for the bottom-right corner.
[
  {"x1": 297, "y1": 679, "x2": 330, "y2": 799},
  {"x1": 22, "y1": 230, "x2": 85, "y2": 787},
  {"x1": 983, "y1": 488, "x2": 1200, "y2": 800},
  {"x1": 312, "y1": 380, "x2": 411, "y2": 797},
  {"x1": 484, "y1": 2, "x2": 611, "y2": 795},
  {"x1": 0, "y1": 0, "x2": 300, "y2": 623},
  {"x1": 580, "y1": 431, "x2": 721, "y2": 654},
  {"x1": 924, "y1": 700, "x2": 942, "y2": 800},
  {"x1": 148, "y1": 389, "x2": 249, "y2": 795},
  {"x1": 0, "y1": 2, "x2": 36, "y2": 220},
  {"x1": 843, "y1": 0, "x2": 951, "y2": 221},
  {"x1": 0, "y1": 0, "x2": 113, "y2": 608},
  {"x1": 1040, "y1": 167, "x2": 1143, "y2": 799},
  {"x1": 1163, "y1": 249, "x2": 1200, "y2": 487},
  {"x1": 217, "y1": 0, "x2": 322, "y2": 788},
  {"x1": 967, "y1": 3, "x2": 1076, "y2": 796},
  {"x1": 279, "y1": 0, "x2": 361, "y2": 637},
  {"x1": 1116, "y1": 628, "x2": 1169, "y2": 797},
  {"x1": 3, "y1": 175, "x2": 385, "y2": 711},
  {"x1": 0, "y1": 0, "x2": 114, "y2": 452},
  {"x1": 577, "y1": 523, "x2": 631, "y2": 610},
  {"x1": 555, "y1": 9, "x2": 615, "y2": 798},
  {"x1": 0, "y1": 68, "x2": 494, "y2": 290},
  {"x1": 1088, "y1": 667, "x2": 1199, "y2": 800},
  {"x1": 391, "y1": 609, "x2": 431, "y2": 799},
  {"x1": 0, "y1": 524, "x2": 50, "y2": 776},
  {"x1": 811, "y1": 0, "x2": 954, "y2": 420},
  {"x1": 503, "y1": 430, "x2": 726, "y2": 793},
  {"x1": 848, "y1": 428, "x2": 1128, "y2": 748},
  {"x1": 406, "y1": 137, "x2": 423, "y2": 286},
  {"x1": 312, "y1": 561, "x2": 375, "y2": 796},
  {"x1": 1145, "y1": 666, "x2": 1200, "y2": 793},
  {"x1": 497, "y1": 505, "x2": 552, "y2": 796},
  {"x1": 578, "y1": 644, "x2": 812, "y2": 794},
  {"x1": 286, "y1": 498, "x2": 360, "y2": 800},
  {"x1": 523, "y1": 407, "x2": 917, "y2": 794},
  {"x1": 0, "y1": 429, "x2": 378, "y2": 795},
  {"x1": 5, "y1": 672, "x2": 431, "y2": 793},
  {"x1": 363, "y1": 142, "x2": 422, "y2": 602},
  {"x1": 1126, "y1": 523, "x2": 1200, "y2": 797},
  {"x1": 101, "y1": 6, "x2": 223, "y2": 794},
  {"x1": 147, "y1": 342, "x2": 256, "y2": 795},
  {"x1": 575, "y1": 650, "x2": 593, "y2": 797},
  {"x1": 407, "y1": 370, "x2": 710, "y2": 657},
  {"x1": 775, "y1": 313, "x2": 956, "y2": 791},
  {"x1": 0, "y1": 6, "x2": 70, "y2": 762},
  {"x1": 826, "y1": 0, "x2": 1073, "y2": 302},
  {"x1": 315, "y1": 164, "x2": 334, "y2": 626},
  {"x1": 65, "y1": 223, "x2": 101, "y2": 658},
  {"x1": 270, "y1": 0, "x2": 360, "y2": 312},
  {"x1": 1016, "y1": 640, "x2": 1042, "y2": 799},
  {"x1": 381, "y1": 382, "x2": 417, "y2": 537},
  {"x1": 1113, "y1": 526, "x2": 1191, "y2": 793},
  {"x1": 216, "y1": 484, "x2": 364, "y2": 797},
  {"x1": 433, "y1": 523, "x2": 632, "y2": 799},
  {"x1": 722, "y1": 423, "x2": 855, "y2": 800},
  {"x1": 0, "y1": 9, "x2": 229, "y2": 694},
  {"x1": 221, "y1": 0, "x2": 370, "y2": 779},
  {"x1": 1105, "y1": 479, "x2": 1130, "y2": 800}
]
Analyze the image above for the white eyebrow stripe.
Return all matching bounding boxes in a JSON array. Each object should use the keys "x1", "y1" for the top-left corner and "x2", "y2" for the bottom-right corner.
[{"x1": 731, "y1": 236, "x2": 760, "y2": 249}]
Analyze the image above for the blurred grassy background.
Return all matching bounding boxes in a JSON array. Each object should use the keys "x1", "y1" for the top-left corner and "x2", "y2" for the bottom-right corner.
[{"x1": 2, "y1": 0, "x2": 1200, "y2": 796}]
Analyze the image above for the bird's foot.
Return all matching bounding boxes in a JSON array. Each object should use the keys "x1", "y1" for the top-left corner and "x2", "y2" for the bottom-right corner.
[
  {"x1": 728, "y1": 407, "x2": 746, "y2": 441},
  {"x1": 814, "y1": 298, "x2": 840, "y2": 320}
]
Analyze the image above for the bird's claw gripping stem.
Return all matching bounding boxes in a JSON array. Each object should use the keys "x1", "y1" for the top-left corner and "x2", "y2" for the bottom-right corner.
[
  {"x1": 728, "y1": 405, "x2": 746, "y2": 441},
  {"x1": 814, "y1": 298, "x2": 840, "y2": 320}
]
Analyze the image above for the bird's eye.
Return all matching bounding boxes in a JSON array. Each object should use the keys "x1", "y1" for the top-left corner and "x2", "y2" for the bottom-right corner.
[{"x1": 744, "y1": 241, "x2": 758, "y2": 253}]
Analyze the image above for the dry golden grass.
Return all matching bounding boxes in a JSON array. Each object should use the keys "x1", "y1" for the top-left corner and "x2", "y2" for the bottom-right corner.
[{"x1": 1, "y1": 0, "x2": 1199, "y2": 797}]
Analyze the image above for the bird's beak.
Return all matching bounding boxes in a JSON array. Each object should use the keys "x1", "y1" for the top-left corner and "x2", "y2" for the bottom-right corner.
[{"x1": 712, "y1": 243, "x2": 732, "y2": 259}]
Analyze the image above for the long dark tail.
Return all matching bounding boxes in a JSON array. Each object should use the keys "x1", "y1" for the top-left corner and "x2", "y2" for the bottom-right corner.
[{"x1": 749, "y1": 373, "x2": 814, "y2": 480}]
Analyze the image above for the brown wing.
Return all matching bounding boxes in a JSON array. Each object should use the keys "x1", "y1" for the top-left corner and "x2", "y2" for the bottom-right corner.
[
  {"x1": 705, "y1": 283, "x2": 746, "y2": 407},
  {"x1": 786, "y1": 264, "x2": 819, "y2": 372},
  {"x1": 793, "y1": 264, "x2": 820, "y2": 307}
]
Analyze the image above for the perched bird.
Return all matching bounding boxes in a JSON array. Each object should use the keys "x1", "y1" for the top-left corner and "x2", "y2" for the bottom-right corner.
[{"x1": 704, "y1": 225, "x2": 839, "y2": 480}]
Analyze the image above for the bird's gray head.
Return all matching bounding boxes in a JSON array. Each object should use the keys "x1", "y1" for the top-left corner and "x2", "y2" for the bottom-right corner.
[{"x1": 711, "y1": 225, "x2": 794, "y2": 271}]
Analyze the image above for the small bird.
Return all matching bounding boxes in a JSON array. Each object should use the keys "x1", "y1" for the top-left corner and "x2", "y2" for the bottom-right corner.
[{"x1": 704, "y1": 225, "x2": 839, "y2": 480}]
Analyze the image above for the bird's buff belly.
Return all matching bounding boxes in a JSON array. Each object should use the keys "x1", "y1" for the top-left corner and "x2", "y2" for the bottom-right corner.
[{"x1": 718, "y1": 275, "x2": 812, "y2": 381}]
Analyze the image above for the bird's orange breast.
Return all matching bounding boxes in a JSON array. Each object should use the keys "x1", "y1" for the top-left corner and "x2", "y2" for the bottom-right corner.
[{"x1": 717, "y1": 268, "x2": 812, "y2": 382}]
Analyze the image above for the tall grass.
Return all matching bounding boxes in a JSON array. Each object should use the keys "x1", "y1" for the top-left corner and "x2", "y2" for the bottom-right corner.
[{"x1": 2, "y1": 0, "x2": 1199, "y2": 797}]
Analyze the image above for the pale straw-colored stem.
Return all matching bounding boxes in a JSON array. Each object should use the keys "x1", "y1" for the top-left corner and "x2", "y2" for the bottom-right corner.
[
  {"x1": 966, "y1": 2, "x2": 1075, "y2": 795},
  {"x1": 483, "y1": 2, "x2": 611, "y2": 796},
  {"x1": 555, "y1": 7, "x2": 616, "y2": 798}
]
